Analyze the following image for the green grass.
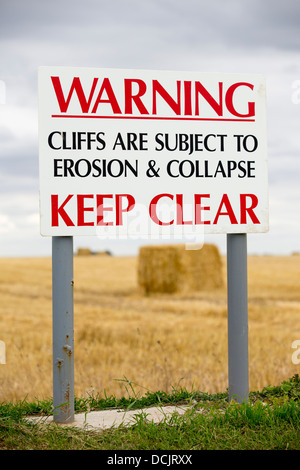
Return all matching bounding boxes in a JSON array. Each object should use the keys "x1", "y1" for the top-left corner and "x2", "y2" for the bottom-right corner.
[{"x1": 0, "y1": 375, "x2": 299, "y2": 450}]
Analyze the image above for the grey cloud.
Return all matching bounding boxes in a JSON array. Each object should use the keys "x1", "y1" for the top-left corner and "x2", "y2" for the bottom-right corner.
[
  {"x1": 1, "y1": 0, "x2": 300, "y2": 52},
  {"x1": 0, "y1": 0, "x2": 300, "y2": 256}
]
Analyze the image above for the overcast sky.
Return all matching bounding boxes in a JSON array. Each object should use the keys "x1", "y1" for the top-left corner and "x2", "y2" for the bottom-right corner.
[{"x1": 0, "y1": 0, "x2": 300, "y2": 257}]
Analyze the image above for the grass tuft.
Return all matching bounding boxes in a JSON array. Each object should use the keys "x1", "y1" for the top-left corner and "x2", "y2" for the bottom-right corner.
[{"x1": 0, "y1": 376, "x2": 299, "y2": 450}]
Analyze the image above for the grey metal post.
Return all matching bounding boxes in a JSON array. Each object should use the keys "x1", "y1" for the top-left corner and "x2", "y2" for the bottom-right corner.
[
  {"x1": 52, "y1": 236, "x2": 74, "y2": 423},
  {"x1": 227, "y1": 233, "x2": 249, "y2": 403}
]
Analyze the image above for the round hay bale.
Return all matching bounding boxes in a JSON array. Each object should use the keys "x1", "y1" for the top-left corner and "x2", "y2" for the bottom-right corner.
[
  {"x1": 138, "y1": 243, "x2": 223, "y2": 294},
  {"x1": 77, "y1": 248, "x2": 92, "y2": 256}
]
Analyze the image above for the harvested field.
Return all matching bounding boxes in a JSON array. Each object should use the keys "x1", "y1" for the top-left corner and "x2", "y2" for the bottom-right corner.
[{"x1": 0, "y1": 252, "x2": 299, "y2": 401}]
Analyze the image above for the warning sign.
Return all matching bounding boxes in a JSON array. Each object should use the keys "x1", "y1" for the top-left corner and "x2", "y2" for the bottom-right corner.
[{"x1": 38, "y1": 66, "x2": 268, "y2": 239}]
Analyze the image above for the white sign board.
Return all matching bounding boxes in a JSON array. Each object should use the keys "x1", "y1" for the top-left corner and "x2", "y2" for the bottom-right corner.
[{"x1": 38, "y1": 66, "x2": 268, "y2": 240}]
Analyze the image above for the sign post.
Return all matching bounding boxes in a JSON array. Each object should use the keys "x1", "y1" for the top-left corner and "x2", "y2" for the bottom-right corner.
[
  {"x1": 38, "y1": 66, "x2": 268, "y2": 420},
  {"x1": 227, "y1": 233, "x2": 249, "y2": 402},
  {"x1": 52, "y1": 236, "x2": 74, "y2": 423}
]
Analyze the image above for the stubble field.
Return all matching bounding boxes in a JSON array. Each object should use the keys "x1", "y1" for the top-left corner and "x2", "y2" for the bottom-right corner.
[{"x1": 0, "y1": 251, "x2": 299, "y2": 402}]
